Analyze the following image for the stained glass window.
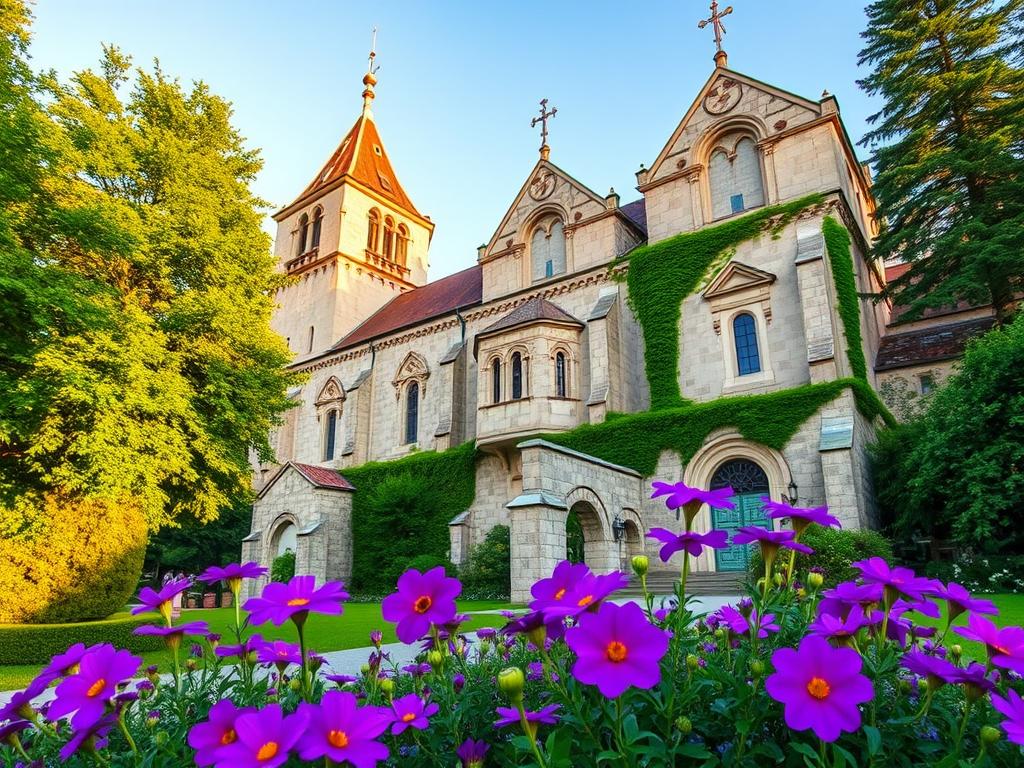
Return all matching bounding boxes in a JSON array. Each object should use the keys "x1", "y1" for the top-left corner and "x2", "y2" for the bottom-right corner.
[
  {"x1": 555, "y1": 352, "x2": 567, "y2": 397},
  {"x1": 405, "y1": 382, "x2": 419, "y2": 444},
  {"x1": 511, "y1": 353, "x2": 523, "y2": 400}
]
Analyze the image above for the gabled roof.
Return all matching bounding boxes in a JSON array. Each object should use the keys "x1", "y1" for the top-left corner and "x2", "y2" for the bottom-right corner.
[
  {"x1": 257, "y1": 461, "x2": 354, "y2": 500},
  {"x1": 277, "y1": 112, "x2": 420, "y2": 219},
  {"x1": 875, "y1": 316, "x2": 995, "y2": 371},
  {"x1": 328, "y1": 265, "x2": 483, "y2": 353},
  {"x1": 620, "y1": 199, "x2": 647, "y2": 234},
  {"x1": 702, "y1": 261, "x2": 776, "y2": 299},
  {"x1": 478, "y1": 296, "x2": 584, "y2": 339}
]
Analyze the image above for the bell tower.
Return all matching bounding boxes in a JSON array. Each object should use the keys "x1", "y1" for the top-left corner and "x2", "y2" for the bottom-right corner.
[{"x1": 270, "y1": 43, "x2": 433, "y2": 359}]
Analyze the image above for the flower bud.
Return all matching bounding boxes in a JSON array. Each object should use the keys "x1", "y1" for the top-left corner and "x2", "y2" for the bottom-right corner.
[
  {"x1": 146, "y1": 714, "x2": 160, "y2": 728},
  {"x1": 714, "y1": 628, "x2": 726, "y2": 640},
  {"x1": 686, "y1": 654, "x2": 700, "y2": 671},
  {"x1": 772, "y1": 572, "x2": 784, "y2": 587},
  {"x1": 980, "y1": 725, "x2": 1000, "y2": 745},
  {"x1": 428, "y1": 650, "x2": 444, "y2": 670},
  {"x1": 898, "y1": 679, "x2": 912, "y2": 694},
  {"x1": 380, "y1": 677, "x2": 394, "y2": 695},
  {"x1": 675, "y1": 716, "x2": 692, "y2": 735},
  {"x1": 750, "y1": 659, "x2": 764, "y2": 677},
  {"x1": 807, "y1": 571, "x2": 824, "y2": 589},
  {"x1": 497, "y1": 667, "x2": 525, "y2": 703},
  {"x1": 186, "y1": 659, "x2": 198, "y2": 672},
  {"x1": 631, "y1": 555, "x2": 649, "y2": 578},
  {"x1": 289, "y1": 678, "x2": 301, "y2": 692},
  {"x1": 950, "y1": 644, "x2": 962, "y2": 661},
  {"x1": 155, "y1": 731, "x2": 168, "y2": 746},
  {"x1": 370, "y1": 630, "x2": 383, "y2": 649},
  {"x1": 360, "y1": 663, "x2": 371, "y2": 676},
  {"x1": 453, "y1": 673, "x2": 465, "y2": 693}
]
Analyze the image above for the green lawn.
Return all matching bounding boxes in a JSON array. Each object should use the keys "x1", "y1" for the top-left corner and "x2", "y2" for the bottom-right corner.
[
  {"x1": 914, "y1": 592, "x2": 1024, "y2": 661},
  {"x1": 0, "y1": 600, "x2": 511, "y2": 692}
]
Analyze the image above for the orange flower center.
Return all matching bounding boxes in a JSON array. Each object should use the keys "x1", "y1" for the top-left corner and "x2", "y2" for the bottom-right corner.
[
  {"x1": 220, "y1": 729, "x2": 236, "y2": 746},
  {"x1": 402, "y1": 712, "x2": 417, "y2": 723},
  {"x1": 991, "y1": 644, "x2": 1010, "y2": 656},
  {"x1": 327, "y1": 730, "x2": 349, "y2": 748},
  {"x1": 256, "y1": 742, "x2": 279, "y2": 761},
  {"x1": 286, "y1": 597, "x2": 310, "y2": 607},
  {"x1": 606, "y1": 641, "x2": 628, "y2": 663},
  {"x1": 577, "y1": 595, "x2": 594, "y2": 608},
  {"x1": 806, "y1": 677, "x2": 831, "y2": 700},
  {"x1": 413, "y1": 595, "x2": 432, "y2": 614},
  {"x1": 554, "y1": 588, "x2": 566, "y2": 600},
  {"x1": 86, "y1": 678, "x2": 106, "y2": 698}
]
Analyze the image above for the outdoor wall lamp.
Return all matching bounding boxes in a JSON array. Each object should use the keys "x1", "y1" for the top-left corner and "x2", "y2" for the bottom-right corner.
[
  {"x1": 612, "y1": 514, "x2": 626, "y2": 542},
  {"x1": 782, "y1": 479, "x2": 799, "y2": 506}
]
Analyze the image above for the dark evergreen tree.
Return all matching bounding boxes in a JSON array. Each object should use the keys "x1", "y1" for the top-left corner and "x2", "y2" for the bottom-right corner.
[{"x1": 859, "y1": 0, "x2": 1024, "y2": 323}]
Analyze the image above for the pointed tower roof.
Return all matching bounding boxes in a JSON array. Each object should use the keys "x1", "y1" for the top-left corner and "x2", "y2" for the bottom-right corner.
[{"x1": 274, "y1": 49, "x2": 424, "y2": 222}]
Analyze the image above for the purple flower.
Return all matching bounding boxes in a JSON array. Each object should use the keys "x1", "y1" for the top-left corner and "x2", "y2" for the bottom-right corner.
[
  {"x1": 991, "y1": 688, "x2": 1024, "y2": 746},
  {"x1": 732, "y1": 526, "x2": 813, "y2": 555},
  {"x1": 529, "y1": 560, "x2": 592, "y2": 612},
  {"x1": 0, "y1": 674, "x2": 50, "y2": 722},
  {"x1": 476, "y1": 627, "x2": 497, "y2": 641},
  {"x1": 819, "y1": 582, "x2": 883, "y2": 618},
  {"x1": 503, "y1": 609, "x2": 565, "y2": 642},
  {"x1": 198, "y1": 562, "x2": 268, "y2": 589},
  {"x1": 381, "y1": 567, "x2": 462, "y2": 644},
  {"x1": 188, "y1": 699, "x2": 255, "y2": 766},
  {"x1": 47, "y1": 644, "x2": 142, "y2": 729},
  {"x1": 901, "y1": 648, "x2": 959, "y2": 689},
  {"x1": 650, "y1": 481, "x2": 735, "y2": 519},
  {"x1": 134, "y1": 621, "x2": 210, "y2": 650},
  {"x1": 369, "y1": 630, "x2": 383, "y2": 648},
  {"x1": 950, "y1": 662, "x2": 996, "y2": 696},
  {"x1": 565, "y1": 601, "x2": 669, "y2": 698},
  {"x1": 256, "y1": 639, "x2": 303, "y2": 667},
  {"x1": 216, "y1": 704, "x2": 308, "y2": 768},
  {"x1": 37, "y1": 642, "x2": 89, "y2": 685},
  {"x1": 243, "y1": 575, "x2": 349, "y2": 627},
  {"x1": 0, "y1": 720, "x2": 30, "y2": 747},
  {"x1": 494, "y1": 704, "x2": 561, "y2": 728},
  {"x1": 717, "y1": 605, "x2": 778, "y2": 639},
  {"x1": 934, "y1": 582, "x2": 998, "y2": 621},
  {"x1": 646, "y1": 528, "x2": 729, "y2": 562},
  {"x1": 543, "y1": 571, "x2": 629, "y2": 619},
  {"x1": 215, "y1": 633, "x2": 265, "y2": 659},
  {"x1": 953, "y1": 614, "x2": 1024, "y2": 674},
  {"x1": 59, "y1": 713, "x2": 117, "y2": 760},
  {"x1": 131, "y1": 578, "x2": 191, "y2": 621},
  {"x1": 453, "y1": 672, "x2": 466, "y2": 692},
  {"x1": 388, "y1": 694, "x2": 438, "y2": 735},
  {"x1": 808, "y1": 605, "x2": 871, "y2": 642},
  {"x1": 401, "y1": 663, "x2": 431, "y2": 678},
  {"x1": 456, "y1": 738, "x2": 490, "y2": 768},
  {"x1": 765, "y1": 635, "x2": 874, "y2": 742},
  {"x1": 296, "y1": 691, "x2": 390, "y2": 767},
  {"x1": 326, "y1": 674, "x2": 359, "y2": 686},
  {"x1": 761, "y1": 498, "x2": 840, "y2": 534},
  {"x1": 851, "y1": 558, "x2": 937, "y2": 604}
]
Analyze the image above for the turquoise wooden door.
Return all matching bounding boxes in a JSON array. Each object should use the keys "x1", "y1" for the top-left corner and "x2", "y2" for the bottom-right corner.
[{"x1": 713, "y1": 493, "x2": 769, "y2": 571}]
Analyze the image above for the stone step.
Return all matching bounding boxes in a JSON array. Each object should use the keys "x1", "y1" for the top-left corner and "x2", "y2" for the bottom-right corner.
[{"x1": 618, "y1": 570, "x2": 745, "y2": 597}]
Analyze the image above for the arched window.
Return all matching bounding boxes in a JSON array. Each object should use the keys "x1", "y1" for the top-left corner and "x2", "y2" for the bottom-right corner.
[
  {"x1": 308, "y1": 325, "x2": 315, "y2": 353},
  {"x1": 367, "y1": 209, "x2": 381, "y2": 252},
  {"x1": 491, "y1": 358, "x2": 501, "y2": 404},
  {"x1": 396, "y1": 224, "x2": 409, "y2": 266},
  {"x1": 296, "y1": 213, "x2": 309, "y2": 256},
  {"x1": 383, "y1": 216, "x2": 396, "y2": 259},
  {"x1": 511, "y1": 352, "x2": 524, "y2": 400},
  {"x1": 311, "y1": 206, "x2": 323, "y2": 249},
  {"x1": 530, "y1": 216, "x2": 567, "y2": 282},
  {"x1": 733, "y1": 313, "x2": 761, "y2": 375},
  {"x1": 555, "y1": 352, "x2": 567, "y2": 397},
  {"x1": 323, "y1": 409, "x2": 338, "y2": 461},
  {"x1": 405, "y1": 381, "x2": 419, "y2": 444},
  {"x1": 708, "y1": 133, "x2": 765, "y2": 220}
]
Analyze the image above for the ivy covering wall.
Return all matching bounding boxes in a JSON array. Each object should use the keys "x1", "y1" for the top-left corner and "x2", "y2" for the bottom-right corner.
[
  {"x1": 822, "y1": 216, "x2": 869, "y2": 380},
  {"x1": 620, "y1": 193, "x2": 824, "y2": 410}
]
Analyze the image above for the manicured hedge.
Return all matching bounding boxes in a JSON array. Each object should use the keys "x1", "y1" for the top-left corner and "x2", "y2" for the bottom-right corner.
[
  {"x1": 619, "y1": 193, "x2": 825, "y2": 409},
  {"x1": 822, "y1": 216, "x2": 868, "y2": 381},
  {"x1": 0, "y1": 612, "x2": 164, "y2": 665}
]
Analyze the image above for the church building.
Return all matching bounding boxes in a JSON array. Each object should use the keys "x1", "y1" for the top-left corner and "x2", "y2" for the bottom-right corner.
[{"x1": 243, "y1": 26, "x2": 901, "y2": 602}]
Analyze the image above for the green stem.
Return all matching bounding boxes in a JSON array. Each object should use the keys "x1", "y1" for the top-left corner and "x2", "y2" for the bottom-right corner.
[
  {"x1": 118, "y1": 714, "x2": 139, "y2": 757},
  {"x1": 517, "y1": 701, "x2": 548, "y2": 768},
  {"x1": 296, "y1": 616, "x2": 310, "y2": 700},
  {"x1": 955, "y1": 700, "x2": 973, "y2": 755},
  {"x1": 680, "y1": 552, "x2": 690, "y2": 599}
]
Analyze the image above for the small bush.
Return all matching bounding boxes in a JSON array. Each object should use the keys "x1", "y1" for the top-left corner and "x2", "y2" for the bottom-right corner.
[
  {"x1": 0, "y1": 612, "x2": 163, "y2": 665},
  {"x1": 270, "y1": 551, "x2": 295, "y2": 583},
  {"x1": 460, "y1": 525, "x2": 511, "y2": 600},
  {"x1": 750, "y1": 526, "x2": 894, "y2": 588},
  {"x1": 0, "y1": 493, "x2": 147, "y2": 623}
]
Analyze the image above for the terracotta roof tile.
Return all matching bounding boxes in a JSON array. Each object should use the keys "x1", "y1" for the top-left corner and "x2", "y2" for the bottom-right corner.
[
  {"x1": 875, "y1": 316, "x2": 994, "y2": 371},
  {"x1": 884, "y1": 262, "x2": 985, "y2": 323},
  {"x1": 292, "y1": 462, "x2": 355, "y2": 490},
  {"x1": 479, "y1": 296, "x2": 584, "y2": 337},
  {"x1": 330, "y1": 265, "x2": 482, "y2": 352}
]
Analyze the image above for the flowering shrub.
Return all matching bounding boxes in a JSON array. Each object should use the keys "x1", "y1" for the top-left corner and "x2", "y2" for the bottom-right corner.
[{"x1": 3, "y1": 485, "x2": 1024, "y2": 766}]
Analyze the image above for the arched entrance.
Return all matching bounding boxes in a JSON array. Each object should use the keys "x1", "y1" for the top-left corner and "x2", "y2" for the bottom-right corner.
[
  {"x1": 709, "y1": 459, "x2": 770, "y2": 571},
  {"x1": 565, "y1": 500, "x2": 605, "y2": 568},
  {"x1": 621, "y1": 519, "x2": 643, "y2": 569},
  {"x1": 270, "y1": 519, "x2": 297, "y2": 557}
]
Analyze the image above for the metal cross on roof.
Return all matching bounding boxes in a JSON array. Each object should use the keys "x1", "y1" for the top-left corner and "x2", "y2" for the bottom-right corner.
[
  {"x1": 531, "y1": 98, "x2": 557, "y2": 157},
  {"x1": 698, "y1": 1, "x2": 733, "y2": 54}
]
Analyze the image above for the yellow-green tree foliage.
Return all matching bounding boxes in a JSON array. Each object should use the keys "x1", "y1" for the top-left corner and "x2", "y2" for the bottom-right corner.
[{"x1": 0, "y1": 494, "x2": 147, "y2": 624}]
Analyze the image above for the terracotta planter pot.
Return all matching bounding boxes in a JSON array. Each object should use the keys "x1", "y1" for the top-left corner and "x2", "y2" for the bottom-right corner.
[
  {"x1": 186, "y1": 597, "x2": 198, "y2": 609},
  {"x1": 202, "y1": 593, "x2": 216, "y2": 608},
  {"x1": 221, "y1": 593, "x2": 233, "y2": 608}
]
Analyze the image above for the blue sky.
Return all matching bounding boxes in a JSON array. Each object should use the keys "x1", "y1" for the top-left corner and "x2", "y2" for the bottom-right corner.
[{"x1": 28, "y1": 1, "x2": 879, "y2": 279}]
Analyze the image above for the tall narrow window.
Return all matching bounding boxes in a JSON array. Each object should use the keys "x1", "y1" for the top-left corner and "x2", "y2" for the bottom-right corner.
[
  {"x1": 308, "y1": 326, "x2": 315, "y2": 353},
  {"x1": 311, "y1": 206, "x2": 323, "y2": 249},
  {"x1": 511, "y1": 352, "x2": 523, "y2": 400},
  {"x1": 323, "y1": 410, "x2": 338, "y2": 461},
  {"x1": 383, "y1": 216, "x2": 396, "y2": 259},
  {"x1": 491, "y1": 358, "x2": 501, "y2": 403},
  {"x1": 733, "y1": 313, "x2": 761, "y2": 375},
  {"x1": 405, "y1": 381, "x2": 419, "y2": 444},
  {"x1": 531, "y1": 217, "x2": 567, "y2": 282},
  {"x1": 367, "y1": 209, "x2": 381, "y2": 252},
  {"x1": 709, "y1": 133, "x2": 765, "y2": 220},
  {"x1": 555, "y1": 352, "x2": 567, "y2": 397},
  {"x1": 296, "y1": 213, "x2": 309, "y2": 256},
  {"x1": 396, "y1": 224, "x2": 409, "y2": 266}
]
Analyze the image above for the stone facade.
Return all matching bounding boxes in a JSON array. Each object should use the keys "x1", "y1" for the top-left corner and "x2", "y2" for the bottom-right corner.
[{"x1": 242, "y1": 60, "x2": 921, "y2": 601}]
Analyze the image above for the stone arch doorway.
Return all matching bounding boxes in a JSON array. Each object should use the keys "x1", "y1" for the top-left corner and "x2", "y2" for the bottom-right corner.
[
  {"x1": 621, "y1": 518, "x2": 643, "y2": 567},
  {"x1": 709, "y1": 459, "x2": 770, "y2": 572},
  {"x1": 270, "y1": 517, "x2": 298, "y2": 557},
  {"x1": 566, "y1": 500, "x2": 605, "y2": 567}
]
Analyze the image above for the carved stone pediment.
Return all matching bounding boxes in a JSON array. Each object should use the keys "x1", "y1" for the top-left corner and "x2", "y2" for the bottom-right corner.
[
  {"x1": 702, "y1": 261, "x2": 777, "y2": 333},
  {"x1": 392, "y1": 351, "x2": 430, "y2": 399},
  {"x1": 314, "y1": 376, "x2": 346, "y2": 408}
]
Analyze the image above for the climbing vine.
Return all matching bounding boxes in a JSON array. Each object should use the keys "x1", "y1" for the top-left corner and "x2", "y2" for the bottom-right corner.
[
  {"x1": 822, "y1": 216, "x2": 869, "y2": 380},
  {"x1": 620, "y1": 193, "x2": 825, "y2": 409}
]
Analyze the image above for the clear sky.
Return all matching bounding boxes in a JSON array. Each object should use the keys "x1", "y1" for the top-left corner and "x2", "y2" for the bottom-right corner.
[{"x1": 27, "y1": 1, "x2": 879, "y2": 280}]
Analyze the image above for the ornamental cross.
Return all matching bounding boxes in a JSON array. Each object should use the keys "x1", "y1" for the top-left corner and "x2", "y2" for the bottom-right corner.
[
  {"x1": 698, "y1": 1, "x2": 733, "y2": 53},
  {"x1": 531, "y1": 98, "x2": 557, "y2": 151}
]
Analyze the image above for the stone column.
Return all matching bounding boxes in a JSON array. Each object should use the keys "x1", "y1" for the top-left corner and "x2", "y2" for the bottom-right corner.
[{"x1": 506, "y1": 493, "x2": 568, "y2": 604}]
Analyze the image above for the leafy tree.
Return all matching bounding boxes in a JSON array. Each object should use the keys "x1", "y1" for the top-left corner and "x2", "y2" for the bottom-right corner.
[
  {"x1": 870, "y1": 313, "x2": 1024, "y2": 553},
  {"x1": 460, "y1": 525, "x2": 511, "y2": 599},
  {"x1": 858, "y1": 0, "x2": 1024, "y2": 323},
  {"x1": 144, "y1": 502, "x2": 251, "y2": 579}
]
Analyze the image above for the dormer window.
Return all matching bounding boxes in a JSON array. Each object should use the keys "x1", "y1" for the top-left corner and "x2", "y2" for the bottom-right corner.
[
  {"x1": 530, "y1": 215, "x2": 567, "y2": 283},
  {"x1": 367, "y1": 209, "x2": 381, "y2": 252},
  {"x1": 310, "y1": 206, "x2": 323, "y2": 249},
  {"x1": 296, "y1": 213, "x2": 309, "y2": 256},
  {"x1": 708, "y1": 132, "x2": 765, "y2": 220}
]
